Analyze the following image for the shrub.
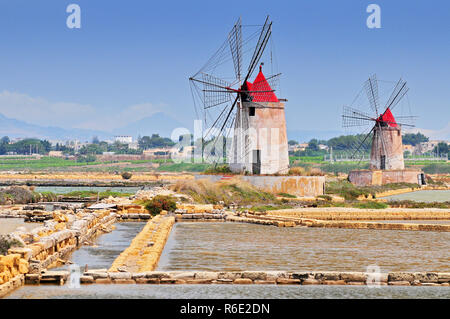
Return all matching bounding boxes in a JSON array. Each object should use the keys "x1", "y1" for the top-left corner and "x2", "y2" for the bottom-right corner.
[
  {"x1": 121, "y1": 172, "x2": 133, "y2": 180},
  {"x1": 0, "y1": 235, "x2": 24, "y2": 255},
  {"x1": 353, "y1": 201, "x2": 388, "y2": 209},
  {"x1": 171, "y1": 177, "x2": 275, "y2": 206},
  {"x1": 278, "y1": 192, "x2": 296, "y2": 198},
  {"x1": 317, "y1": 195, "x2": 332, "y2": 201},
  {"x1": 144, "y1": 195, "x2": 177, "y2": 215},
  {"x1": 0, "y1": 187, "x2": 35, "y2": 204},
  {"x1": 204, "y1": 164, "x2": 233, "y2": 174}
]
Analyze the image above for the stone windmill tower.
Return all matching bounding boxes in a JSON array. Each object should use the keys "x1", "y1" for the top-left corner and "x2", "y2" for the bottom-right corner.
[
  {"x1": 342, "y1": 74, "x2": 424, "y2": 185},
  {"x1": 189, "y1": 17, "x2": 289, "y2": 174}
]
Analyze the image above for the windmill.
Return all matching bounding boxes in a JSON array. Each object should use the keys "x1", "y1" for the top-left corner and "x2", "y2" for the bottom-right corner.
[
  {"x1": 189, "y1": 16, "x2": 289, "y2": 174},
  {"x1": 342, "y1": 74, "x2": 417, "y2": 171}
]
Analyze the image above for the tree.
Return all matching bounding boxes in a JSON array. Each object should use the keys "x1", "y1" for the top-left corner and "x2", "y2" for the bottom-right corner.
[
  {"x1": 402, "y1": 132, "x2": 429, "y2": 146},
  {"x1": 433, "y1": 142, "x2": 449, "y2": 155},
  {"x1": 92, "y1": 136, "x2": 100, "y2": 144},
  {"x1": 1, "y1": 136, "x2": 10, "y2": 144},
  {"x1": 138, "y1": 134, "x2": 175, "y2": 149},
  {"x1": 288, "y1": 140, "x2": 298, "y2": 145},
  {"x1": 307, "y1": 139, "x2": 319, "y2": 151}
]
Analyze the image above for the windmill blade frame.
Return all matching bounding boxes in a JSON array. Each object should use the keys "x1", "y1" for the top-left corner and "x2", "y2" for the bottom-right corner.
[
  {"x1": 342, "y1": 105, "x2": 376, "y2": 128},
  {"x1": 382, "y1": 79, "x2": 409, "y2": 114},
  {"x1": 364, "y1": 74, "x2": 380, "y2": 116},
  {"x1": 228, "y1": 17, "x2": 243, "y2": 83}
]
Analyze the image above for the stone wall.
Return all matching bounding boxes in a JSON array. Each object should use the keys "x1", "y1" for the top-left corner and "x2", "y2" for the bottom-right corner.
[
  {"x1": 265, "y1": 207, "x2": 450, "y2": 220},
  {"x1": 349, "y1": 169, "x2": 423, "y2": 186},
  {"x1": 41, "y1": 270, "x2": 450, "y2": 286},
  {"x1": 0, "y1": 209, "x2": 116, "y2": 297},
  {"x1": 0, "y1": 254, "x2": 28, "y2": 297},
  {"x1": 197, "y1": 175, "x2": 325, "y2": 197}
]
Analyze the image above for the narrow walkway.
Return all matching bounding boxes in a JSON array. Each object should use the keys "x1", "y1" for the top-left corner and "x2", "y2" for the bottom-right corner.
[{"x1": 109, "y1": 215, "x2": 175, "y2": 272}]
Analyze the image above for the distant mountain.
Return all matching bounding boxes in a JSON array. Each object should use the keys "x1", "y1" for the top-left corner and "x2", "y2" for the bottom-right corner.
[
  {"x1": 0, "y1": 113, "x2": 111, "y2": 141},
  {"x1": 287, "y1": 129, "x2": 342, "y2": 143},
  {"x1": 404, "y1": 122, "x2": 450, "y2": 141},
  {"x1": 112, "y1": 112, "x2": 187, "y2": 139}
]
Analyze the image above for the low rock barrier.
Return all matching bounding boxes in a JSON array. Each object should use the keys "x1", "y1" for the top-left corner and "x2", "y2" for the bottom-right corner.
[
  {"x1": 0, "y1": 255, "x2": 28, "y2": 298},
  {"x1": 23, "y1": 270, "x2": 450, "y2": 287},
  {"x1": 109, "y1": 215, "x2": 175, "y2": 272},
  {"x1": 265, "y1": 207, "x2": 450, "y2": 220},
  {"x1": 0, "y1": 209, "x2": 117, "y2": 297},
  {"x1": 226, "y1": 213, "x2": 450, "y2": 231}
]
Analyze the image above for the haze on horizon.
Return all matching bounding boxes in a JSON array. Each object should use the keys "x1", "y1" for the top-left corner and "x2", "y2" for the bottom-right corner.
[{"x1": 0, "y1": 0, "x2": 449, "y2": 141}]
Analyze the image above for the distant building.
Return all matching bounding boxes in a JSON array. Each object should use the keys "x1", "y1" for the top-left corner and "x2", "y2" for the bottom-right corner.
[
  {"x1": 403, "y1": 144, "x2": 414, "y2": 153},
  {"x1": 114, "y1": 136, "x2": 133, "y2": 144},
  {"x1": 48, "y1": 151, "x2": 64, "y2": 157},
  {"x1": 288, "y1": 143, "x2": 308, "y2": 153},
  {"x1": 128, "y1": 142, "x2": 139, "y2": 150},
  {"x1": 419, "y1": 140, "x2": 445, "y2": 153}
]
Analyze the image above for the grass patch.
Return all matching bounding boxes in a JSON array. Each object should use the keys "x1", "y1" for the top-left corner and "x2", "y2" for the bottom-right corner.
[
  {"x1": 277, "y1": 192, "x2": 296, "y2": 198},
  {"x1": 325, "y1": 180, "x2": 420, "y2": 200},
  {"x1": 353, "y1": 201, "x2": 388, "y2": 209},
  {"x1": 421, "y1": 163, "x2": 450, "y2": 174},
  {"x1": 171, "y1": 177, "x2": 276, "y2": 206}
]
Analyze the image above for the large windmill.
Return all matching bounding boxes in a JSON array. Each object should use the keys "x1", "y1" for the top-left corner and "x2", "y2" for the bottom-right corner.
[
  {"x1": 342, "y1": 74, "x2": 416, "y2": 170},
  {"x1": 343, "y1": 74, "x2": 425, "y2": 185},
  {"x1": 189, "y1": 16, "x2": 289, "y2": 174}
]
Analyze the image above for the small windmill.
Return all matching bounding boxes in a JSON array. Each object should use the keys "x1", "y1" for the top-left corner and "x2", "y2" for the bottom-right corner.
[
  {"x1": 190, "y1": 16, "x2": 289, "y2": 174},
  {"x1": 342, "y1": 74, "x2": 416, "y2": 170}
]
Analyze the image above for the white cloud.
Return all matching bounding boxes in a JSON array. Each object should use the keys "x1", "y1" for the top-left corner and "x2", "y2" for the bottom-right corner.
[
  {"x1": 0, "y1": 90, "x2": 96, "y2": 128},
  {"x1": 0, "y1": 90, "x2": 164, "y2": 131}
]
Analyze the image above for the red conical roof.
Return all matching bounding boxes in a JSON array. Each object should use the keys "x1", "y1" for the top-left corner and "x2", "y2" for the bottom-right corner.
[
  {"x1": 245, "y1": 66, "x2": 278, "y2": 102},
  {"x1": 379, "y1": 108, "x2": 398, "y2": 127}
]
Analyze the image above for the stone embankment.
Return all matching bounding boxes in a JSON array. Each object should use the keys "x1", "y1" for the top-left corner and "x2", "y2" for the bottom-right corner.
[
  {"x1": 232, "y1": 211, "x2": 450, "y2": 231},
  {"x1": 0, "y1": 208, "x2": 116, "y2": 297},
  {"x1": 26, "y1": 270, "x2": 450, "y2": 286},
  {"x1": 109, "y1": 215, "x2": 175, "y2": 273},
  {"x1": 0, "y1": 254, "x2": 28, "y2": 298},
  {"x1": 171, "y1": 205, "x2": 450, "y2": 231},
  {"x1": 115, "y1": 205, "x2": 152, "y2": 221},
  {"x1": 266, "y1": 207, "x2": 450, "y2": 220}
]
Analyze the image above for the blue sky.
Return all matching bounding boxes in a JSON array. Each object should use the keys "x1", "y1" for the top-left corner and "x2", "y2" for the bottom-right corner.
[{"x1": 0, "y1": 0, "x2": 449, "y2": 139}]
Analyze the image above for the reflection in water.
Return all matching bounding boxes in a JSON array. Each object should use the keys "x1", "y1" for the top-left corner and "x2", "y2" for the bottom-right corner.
[
  {"x1": 55, "y1": 222, "x2": 145, "y2": 271},
  {"x1": 158, "y1": 222, "x2": 450, "y2": 272},
  {"x1": 6, "y1": 283, "x2": 450, "y2": 299},
  {"x1": 382, "y1": 190, "x2": 450, "y2": 202}
]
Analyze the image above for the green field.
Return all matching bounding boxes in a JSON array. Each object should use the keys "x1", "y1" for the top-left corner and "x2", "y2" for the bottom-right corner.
[{"x1": 0, "y1": 157, "x2": 108, "y2": 171}]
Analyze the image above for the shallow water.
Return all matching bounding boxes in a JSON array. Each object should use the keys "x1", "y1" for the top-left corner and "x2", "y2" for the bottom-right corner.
[
  {"x1": 0, "y1": 218, "x2": 42, "y2": 235},
  {"x1": 6, "y1": 283, "x2": 450, "y2": 299},
  {"x1": 35, "y1": 186, "x2": 142, "y2": 194},
  {"x1": 158, "y1": 222, "x2": 450, "y2": 273},
  {"x1": 382, "y1": 190, "x2": 450, "y2": 202},
  {"x1": 54, "y1": 222, "x2": 145, "y2": 271}
]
